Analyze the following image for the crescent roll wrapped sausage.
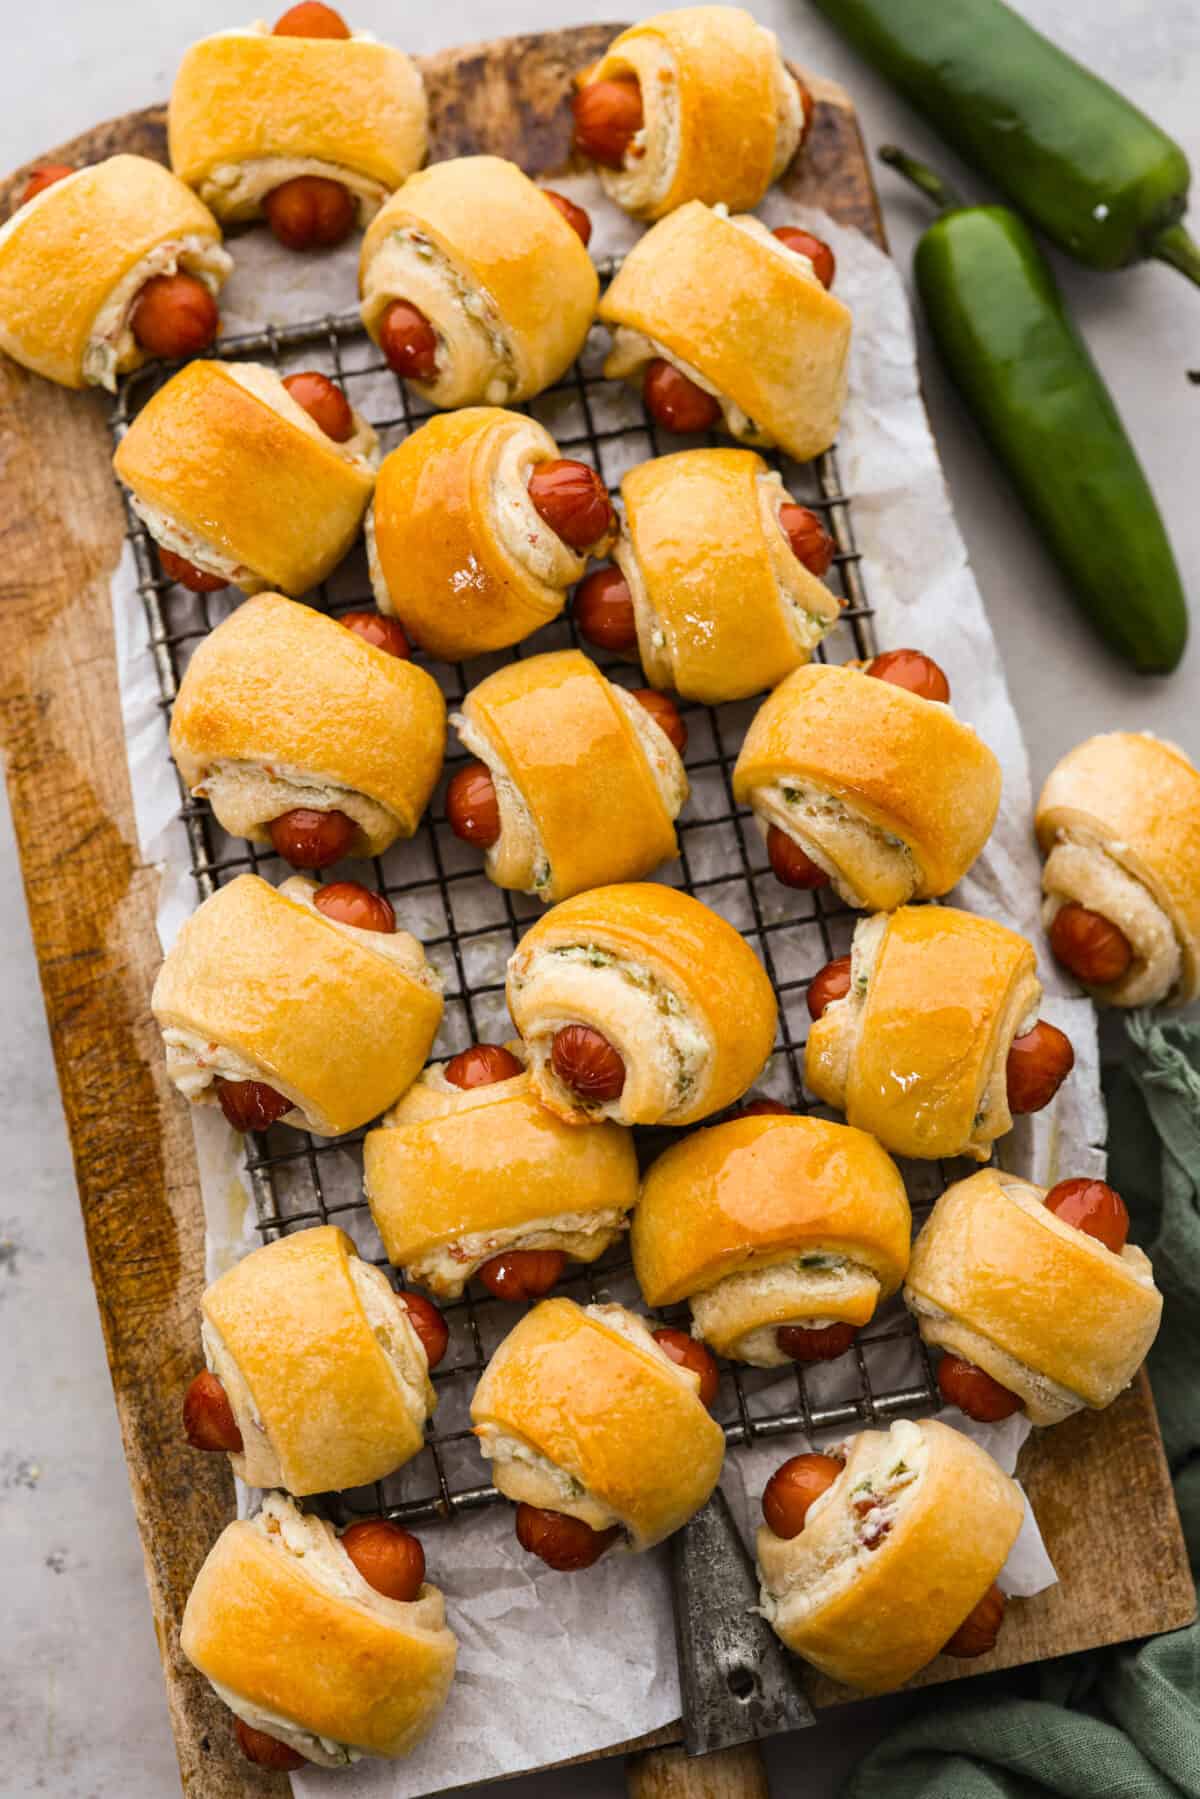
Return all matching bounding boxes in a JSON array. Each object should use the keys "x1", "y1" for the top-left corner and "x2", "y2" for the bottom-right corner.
[
  {"x1": 1036, "y1": 731, "x2": 1200, "y2": 1007},
  {"x1": 599, "y1": 201, "x2": 851, "y2": 461},
  {"x1": 507, "y1": 883, "x2": 778, "y2": 1127},
  {"x1": 191, "y1": 1225, "x2": 436, "y2": 1493},
  {"x1": 633, "y1": 1114, "x2": 910, "y2": 1366},
  {"x1": 471, "y1": 1297, "x2": 725, "y2": 1551},
  {"x1": 593, "y1": 449, "x2": 840, "y2": 702},
  {"x1": 113, "y1": 359, "x2": 377, "y2": 596},
  {"x1": 0, "y1": 154, "x2": 231, "y2": 391},
  {"x1": 360, "y1": 156, "x2": 597, "y2": 407},
  {"x1": 906, "y1": 1169, "x2": 1162, "y2": 1427},
  {"x1": 168, "y1": 20, "x2": 427, "y2": 231},
  {"x1": 169, "y1": 592, "x2": 445, "y2": 861},
  {"x1": 756, "y1": 1419, "x2": 1023, "y2": 1693},
  {"x1": 575, "y1": 7, "x2": 806, "y2": 221},
  {"x1": 733, "y1": 663, "x2": 1002, "y2": 909},
  {"x1": 151, "y1": 874, "x2": 442, "y2": 1137},
  {"x1": 805, "y1": 907, "x2": 1068, "y2": 1162},
  {"x1": 364, "y1": 1046, "x2": 638, "y2": 1298},
  {"x1": 181, "y1": 1493, "x2": 456, "y2": 1769},
  {"x1": 368, "y1": 409, "x2": 614, "y2": 661},
  {"x1": 449, "y1": 650, "x2": 685, "y2": 902}
]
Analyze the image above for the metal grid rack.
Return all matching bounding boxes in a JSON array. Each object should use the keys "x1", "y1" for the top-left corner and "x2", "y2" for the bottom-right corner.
[{"x1": 109, "y1": 290, "x2": 946, "y2": 1530}]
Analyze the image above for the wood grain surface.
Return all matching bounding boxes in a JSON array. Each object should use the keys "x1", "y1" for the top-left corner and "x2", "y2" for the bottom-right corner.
[{"x1": 0, "y1": 24, "x2": 1189, "y2": 1799}]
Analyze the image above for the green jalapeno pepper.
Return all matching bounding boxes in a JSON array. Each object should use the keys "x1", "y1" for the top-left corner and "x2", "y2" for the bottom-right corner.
[
  {"x1": 884, "y1": 148, "x2": 1187, "y2": 674},
  {"x1": 810, "y1": 0, "x2": 1200, "y2": 287}
]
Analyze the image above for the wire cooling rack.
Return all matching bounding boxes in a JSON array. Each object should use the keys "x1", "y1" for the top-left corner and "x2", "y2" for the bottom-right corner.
[{"x1": 109, "y1": 288, "x2": 949, "y2": 1529}]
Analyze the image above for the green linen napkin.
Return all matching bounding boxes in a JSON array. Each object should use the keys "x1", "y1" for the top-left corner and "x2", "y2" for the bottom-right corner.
[{"x1": 841, "y1": 1015, "x2": 1200, "y2": 1799}]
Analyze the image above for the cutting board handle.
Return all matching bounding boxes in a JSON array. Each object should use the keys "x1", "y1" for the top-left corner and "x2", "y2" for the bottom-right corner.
[{"x1": 625, "y1": 1743, "x2": 769, "y2": 1799}]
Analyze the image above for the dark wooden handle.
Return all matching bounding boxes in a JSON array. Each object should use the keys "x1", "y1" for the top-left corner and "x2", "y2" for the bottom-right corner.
[{"x1": 626, "y1": 1744, "x2": 769, "y2": 1799}]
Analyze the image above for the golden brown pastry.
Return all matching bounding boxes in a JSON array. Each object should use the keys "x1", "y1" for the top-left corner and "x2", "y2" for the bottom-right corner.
[
  {"x1": 0, "y1": 154, "x2": 230, "y2": 391},
  {"x1": 470, "y1": 1297, "x2": 725, "y2": 1553},
  {"x1": 1035, "y1": 731, "x2": 1200, "y2": 1006},
  {"x1": 633, "y1": 1112, "x2": 910, "y2": 1366},
  {"x1": 368, "y1": 408, "x2": 614, "y2": 662},
  {"x1": 573, "y1": 449, "x2": 840, "y2": 703},
  {"x1": 506, "y1": 883, "x2": 778, "y2": 1127},
  {"x1": 599, "y1": 201, "x2": 851, "y2": 460},
  {"x1": 572, "y1": 7, "x2": 808, "y2": 220},
  {"x1": 151, "y1": 873, "x2": 443, "y2": 1137},
  {"x1": 187, "y1": 1225, "x2": 436, "y2": 1493},
  {"x1": 805, "y1": 906, "x2": 1074, "y2": 1162},
  {"x1": 733, "y1": 661, "x2": 1002, "y2": 909},
  {"x1": 360, "y1": 156, "x2": 597, "y2": 406},
  {"x1": 113, "y1": 359, "x2": 377, "y2": 596},
  {"x1": 168, "y1": 592, "x2": 445, "y2": 863},
  {"x1": 168, "y1": 17, "x2": 427, "y2": 232},
  {"x1": 181, "y1": 1492, "x2": 456, "y2": 1768},
  {"x1": 364, "y1": 1042, "x2": 638, "y2": 1299},
  {"x1": 447, "y1": 650, "x2": 686, "y2": 901},
  {"x1": 906, "y1": 1167, "x2": 1162, "y2": 1427},
  {"x1": 756, "y1": 1419, "x2": 1023, "y2": 1693}
]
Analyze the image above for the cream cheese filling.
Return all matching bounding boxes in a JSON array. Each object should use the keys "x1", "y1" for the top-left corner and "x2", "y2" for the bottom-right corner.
[
  {"x1": 751, "y1": 779, "x2": 917, "y2": 911},
  {"x1": 489, "y1": 428, "x2": 587, "y2": 588},
  {"x1": 756, "y1": 470, "x2": 840, "y2": 648},
  {"x1": 1042, "y1": 831, "x2": 1183, "y2": 1006},
  {"x1": 512, "y1": 942, "x2": 710, "y2": 1121},
  {"x1": 598, "y1": 43, "x2": 681, "y2": 217},
  {"x1": 194, "y1": 759, "x2": 398, "y2": 853},
  {"x1": 759, "y1": 1419, "x2": 927, "y2": 1622},
  {"x1": 362, "y1": 227, "x2": 519, "y2": 407},
  {"x1": 130, "y1": 497, "x2": 254, "y2": 588},
  {"x1": 83, "y1": 237, "x2": 232, "y2": 392},
  {"x1": 198, "y1": 156, "x2": 386, "y2": 227},
  {"x1": 452, "y1": 711, "x2": 552, "y2": 897},
  {"x1": 404, "y1": 1207, "x2": 629, "y2": 1299},
  {"x1": 691, "y1": 1255, "x2": 879, "y2": 1366}
]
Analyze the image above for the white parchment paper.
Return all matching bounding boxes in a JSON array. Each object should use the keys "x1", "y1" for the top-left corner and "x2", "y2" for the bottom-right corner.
[{"x1": 108, "y1": 178, "x2": 1101, "y2": 1794}]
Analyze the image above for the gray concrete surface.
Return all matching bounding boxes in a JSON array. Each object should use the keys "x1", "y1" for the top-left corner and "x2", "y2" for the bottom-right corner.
[{"x1": 1, "y1": 2, "x2": 1196, "y2": 1793}]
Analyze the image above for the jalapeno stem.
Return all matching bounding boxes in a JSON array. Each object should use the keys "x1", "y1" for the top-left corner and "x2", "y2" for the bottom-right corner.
[
  {"x1": 878, "y1": 146, "x2": 964, "y2": 216},
  {"x1": 1150, "y1": 221, "x2": 1200, "y2": 291}
]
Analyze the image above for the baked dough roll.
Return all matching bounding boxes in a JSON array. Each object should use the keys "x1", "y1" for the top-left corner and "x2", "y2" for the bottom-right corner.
[
  {"x1": 448, "y1": 650, "x2": 685, "y2": 902},
  {"x1": 633, "y1": 1113, "x2": 910, "y2": 1366},
  {"x1": 599, "y1": 202, "x2": 851, "y2": 461},
  {"x1": 113, "y1": 359, "x2": 377, "y2": 596},
  {"x1": 506, "y1": 883, "x2": 778, "y2": 1127},
  {"x1": 471, "y1": 1297, "x2": 725, "y2": 1551},
  {"x1": 151, "y1": 874, "x2": 443, "y2": 1137},
  {"x1": 589, "y1": 449, "x2": 840, "y2": 703},
  {"x1": 181, "y1": 1492, "x2": 456, "y2": 1769},
  {"x1": 368, "y1": 409, "x2": 614, "y2": 661},
  {"x1": 756, "y1": 1418, "x2": 1023, "y2": 1693},
  {"x1": 0, "y1": 154, "x2": 231, "y2": 391},
  {"x1": 805, "y1": 906, "x2": 1061, "y2": 1162},
  {"x1": 192, "y1": 1225, "x2": 436, "y2": 1493},
  {"x1": 733, "y1": 662, "x2": 1002, "y2": 909},
  {"x1": 1035, "y1": 731, "x2": 1200, "y2": 1007},
  {"x1": 169, "y1": 592, "x2": 445, "y2": 861},
  {"x1": 364, "y1": 1045, "x2": 638, "y2": 1299},
  {"x1": 574, "y1": 7, "x2": 806, "y2": 221},
  {"x1": 906, "y1": 1168, "x2": 1162, "y2": 1427},
  {"x1": 168, "y1": 21, "x2": 427, "y2": 230},
  {"x1": 360, "y1": 156, "x2": 598, "y2": 408}
]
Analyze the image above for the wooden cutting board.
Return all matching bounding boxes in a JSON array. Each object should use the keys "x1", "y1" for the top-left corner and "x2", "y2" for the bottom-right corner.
[{"x1": 0, "y1": 24, "x2": 1191, "y2": 1798}]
